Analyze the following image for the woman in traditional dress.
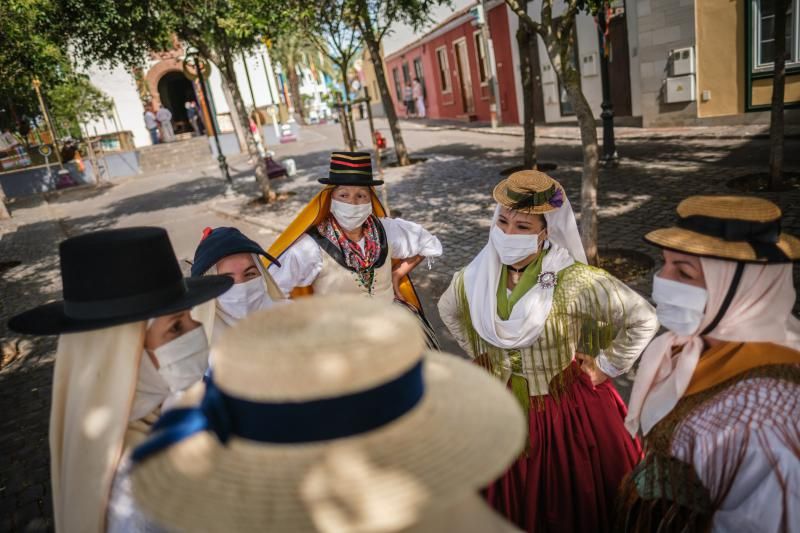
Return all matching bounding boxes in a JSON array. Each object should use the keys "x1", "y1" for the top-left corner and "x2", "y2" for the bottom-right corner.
[
  {"x1": 189, "y1": 226, "x2": 286, "y2": 345},
  {"x1": 7, "y1": 227, "x2": 232, "y2": 533},
  {"x1": 620, "y1": 195, "x2": 800, "y2": 533},
  {"x1": 437, "y1": 170, "x2": 658, "y2": 532},
  {"x1": 267, "y1": 151, "x2": 442, "y2": 346}
]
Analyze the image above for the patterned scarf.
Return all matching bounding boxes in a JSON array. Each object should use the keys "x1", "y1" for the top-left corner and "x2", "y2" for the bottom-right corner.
[{"x1": 317, "y1": 214, "x2": 382, "y2": 293}]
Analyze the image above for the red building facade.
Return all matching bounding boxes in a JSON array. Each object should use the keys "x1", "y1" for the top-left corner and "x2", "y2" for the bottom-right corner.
[{"x1": 384, "y1": 2, "x2": 519, "y2": 124}]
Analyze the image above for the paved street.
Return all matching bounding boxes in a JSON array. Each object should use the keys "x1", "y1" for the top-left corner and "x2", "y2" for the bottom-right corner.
[{"x1": 1, "y1": 119, "x2": 799, "y2": 531}]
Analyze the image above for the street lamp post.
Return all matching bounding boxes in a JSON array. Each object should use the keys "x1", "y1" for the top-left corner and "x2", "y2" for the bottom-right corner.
[
  {"x1": 184, "y1": 51, "x2": 232, "y2": 189},
  {"x1": 32, "y1": 77, "x2": 65, "y2": 170},
  {"x1": 479, "y1": 0, "x2": 502, "y2": 128},
  {"x1": 596, "y1": 5, "x2": 618, "y2": 166}
]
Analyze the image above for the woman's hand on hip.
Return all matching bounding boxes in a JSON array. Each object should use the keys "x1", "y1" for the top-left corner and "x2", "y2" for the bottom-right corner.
[{"x1": 575, "y1": 352, "x2": 609, "y2": 386}]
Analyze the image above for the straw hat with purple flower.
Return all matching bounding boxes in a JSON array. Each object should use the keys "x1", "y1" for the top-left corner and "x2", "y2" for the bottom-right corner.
[{"x1": 492, "y1": 170, "x2": 566, "y2": 215}]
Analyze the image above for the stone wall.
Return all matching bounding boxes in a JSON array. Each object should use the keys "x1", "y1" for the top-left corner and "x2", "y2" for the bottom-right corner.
[{"x1": 636, "y1": 0, "x2": 697, "y2": 126}]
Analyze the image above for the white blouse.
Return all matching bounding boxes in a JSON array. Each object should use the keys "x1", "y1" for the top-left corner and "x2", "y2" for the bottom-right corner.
[
  {"x1": 269, "y1": 217, "x2": 442, "y2": 298},
  {"x1": 670, "y1": 375, "x2": 799, "y2": 533}
]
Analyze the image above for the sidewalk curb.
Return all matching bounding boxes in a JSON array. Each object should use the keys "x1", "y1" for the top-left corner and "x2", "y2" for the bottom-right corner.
[{"x1": 400, "y1": 122, "x2": 800, "y2": 142}]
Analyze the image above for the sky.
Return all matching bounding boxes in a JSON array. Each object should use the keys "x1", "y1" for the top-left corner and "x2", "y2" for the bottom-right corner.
[{"x1": 381, "y1": 0, "x2": 476, "y2": 56}]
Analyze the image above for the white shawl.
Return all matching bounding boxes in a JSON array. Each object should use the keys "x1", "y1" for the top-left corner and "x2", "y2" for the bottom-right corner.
[{"x1": 462, "y1": 195, "x2": 586, "y2": 349}]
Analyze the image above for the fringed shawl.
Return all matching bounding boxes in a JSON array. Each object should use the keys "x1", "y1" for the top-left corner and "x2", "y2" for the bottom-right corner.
[
  {"x1": 617, "y1": 342, "x2": 800, "y2": 532},
  {"x1": 453, "y1": 261, "x2": 633, "y2": 402}
]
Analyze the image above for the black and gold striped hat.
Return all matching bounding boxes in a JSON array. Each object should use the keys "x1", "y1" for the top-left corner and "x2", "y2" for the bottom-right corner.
[
  {"x1": 645, "y1": 195, "x2": 800, "y2": 263},
  {"x1": 318, "y1": 151, "x2": 384, "y2": 186}
]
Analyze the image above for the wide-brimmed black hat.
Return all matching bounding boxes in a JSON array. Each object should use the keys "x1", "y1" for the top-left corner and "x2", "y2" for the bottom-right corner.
[
  {"x1": 318, "y1": 151, "x2": 383, "y2": 186},
  {"x1": 8, "y1": 227, "x2": 233, "y2": 335},
  {"x1": 191, "y1": 226, "x2": 280, "y2": 276}
]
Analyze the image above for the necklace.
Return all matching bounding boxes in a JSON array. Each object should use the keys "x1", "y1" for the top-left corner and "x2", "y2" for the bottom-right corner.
[{"x1": 507, "y1": 263, "x2": 528, "y2": 285}]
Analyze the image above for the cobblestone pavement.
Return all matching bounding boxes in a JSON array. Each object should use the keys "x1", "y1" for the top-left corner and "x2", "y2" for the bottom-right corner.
[{"x1": 1, "y1": 120, "x2": 799, "y2": 531}]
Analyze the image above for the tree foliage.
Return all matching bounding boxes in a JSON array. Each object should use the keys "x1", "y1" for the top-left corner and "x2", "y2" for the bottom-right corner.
[
  {"x1": 47, "y1": 74, "x2": 114, "y2": 138},
  {"x1": 350, "y1": 0, "x2": 450, "y2": 165}
]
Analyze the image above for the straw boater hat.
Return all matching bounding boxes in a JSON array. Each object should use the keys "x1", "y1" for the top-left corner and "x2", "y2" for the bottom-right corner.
[
  {"x1": 318, "y1": 151, "x2": 384, "y2": 186},
  {"x1": 130, "y1": 295, "x2": 525, "y2": 532},
  {"x1": 645, "y1": 195, "x2": 800, "y2": 263},
  {"x1": 493, "y1": 170, "x2": 566, "y2": 214}
]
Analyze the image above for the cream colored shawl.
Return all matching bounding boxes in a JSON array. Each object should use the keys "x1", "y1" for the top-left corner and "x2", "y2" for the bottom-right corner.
[{"x1": 49, "y1": 322, "x2": 146, "y2": 533}]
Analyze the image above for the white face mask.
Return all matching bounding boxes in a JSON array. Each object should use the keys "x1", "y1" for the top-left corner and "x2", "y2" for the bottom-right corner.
[
  {"x1": 490, "y1": 224, "x2": 543, "y2": 265},
  {"x1": 330, "y1": 199, "x2": 372, "y2": 231},
  {"x1": 217, "y1": 277, "x2": 272, "y2": 321},
  {"x1": 651, "y1": 275, "x2": 709, "y2": 336},
  {"x1": 153, "y1": 326, "x2": 210, "y2": 393}
]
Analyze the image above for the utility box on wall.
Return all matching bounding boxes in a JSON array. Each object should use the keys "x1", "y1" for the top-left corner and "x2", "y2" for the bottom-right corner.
[
  {"x1": 665, "y1": 75, "x2": 696, "y2": 103},
  {"x1": 669, "y1": 47, "x2": 695, "y2": 76}
]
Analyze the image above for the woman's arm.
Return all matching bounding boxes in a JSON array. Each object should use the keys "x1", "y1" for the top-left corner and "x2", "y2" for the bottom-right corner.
[
  {"x1": 392, "y1": 255, "x2": 423, "y2": 301},
  {"x1": 267, "y1": 235, "x2": 323, "y2": 298},
  {"x1": 595, "y1": 274, "x2": 659, "y2": 377},
  {"x1": 437, "y1": 272, "x2": 476, "y2": 357},
  {"x1": 381, "y1": 217, "x2": 442, "y2": 260}
]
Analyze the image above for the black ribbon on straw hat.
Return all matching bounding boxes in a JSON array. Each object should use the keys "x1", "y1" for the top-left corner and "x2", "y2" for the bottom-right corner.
[
  {"x1": 132, "y1": 360, "x2": 424, "y2": 463},
  {"x1": 677, "y1": 215, "x2": 788, "y2": 262}
]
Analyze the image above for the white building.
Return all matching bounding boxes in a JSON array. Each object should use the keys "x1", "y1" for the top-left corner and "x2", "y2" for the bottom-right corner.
[{"x1": 83, "y1": 45, "x2": 287, "y2": 148}]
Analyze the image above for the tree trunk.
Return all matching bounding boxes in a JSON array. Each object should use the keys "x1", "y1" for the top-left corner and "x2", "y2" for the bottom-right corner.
[
  {"x1": 768, "y1": 0, "x2": 788, "y2": 190},
  {"x1": 219, "y1": 47, "x2": 274, "y2": 202},
  {"x1": 219, "y1": 82, "x2": 248, "y2": 154},
  {"x1": 287, "y1": 64, "x2": 306, "y2": 125},
  {"x1": 517, "y1": 24, "x2": 537, "y2": 169},
  {"x1": 543, "y1": 32, "x2": 600, "y2": 266},
  {"x1": 363, "y1": 29, "x2": 411, "y2": 166},
  {"x1": 0, "y1": 183, "x2": 10, "y2": 219},
  {"x1": 340, "y1": 69, "x2": 357, "y2": 151},
  {"x1": 336, "y1": 92, "x2": 353, "y2": 150}
]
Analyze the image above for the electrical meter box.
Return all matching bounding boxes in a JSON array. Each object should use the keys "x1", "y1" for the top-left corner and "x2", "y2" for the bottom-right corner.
[
  {"x1": 665, "y1": 75, "x2": 696, "y2": 103},
  {"x1": 669, "y1": 47, "x2": 695, "y2": 76}
]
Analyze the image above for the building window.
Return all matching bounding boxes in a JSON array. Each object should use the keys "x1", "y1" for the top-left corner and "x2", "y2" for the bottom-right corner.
[
  {"x1": 402, "y1": 62, "x2": 411, "y2": 84},
  {"x1": 474, "y1": 31, "x2": 489, "y2": 85},
  {"x1": 435, "y1": 46, "x2": 451, "y2": 93},
  {"x1": 752, "y1": 0, "x2": 799, "y2": 72},
  {"x1": 392, "y1": 67, "x2": 402, "y2": 100},
  {"x1": 413, "y1": 57, "x2": 426, "y2": 99}
]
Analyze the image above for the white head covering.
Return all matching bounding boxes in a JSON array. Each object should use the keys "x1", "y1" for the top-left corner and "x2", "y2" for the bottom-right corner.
[
  {"x1": 49, "y1": 318, "x2": 198, "y2": 532},
  {"x1": 49, "y1": 322, "x2": 147, "y2": 533},
  {"x1": 462, "y1": 192, "x2": 586, "y2": 349},
  {"x1": 626, "y1": 259, "x2": 800, "y2": 436}
]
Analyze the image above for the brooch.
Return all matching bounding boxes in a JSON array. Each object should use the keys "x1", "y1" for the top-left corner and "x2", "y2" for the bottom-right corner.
[{"x1": 537, "y1": 271, "x2": 557, "y2": 289}]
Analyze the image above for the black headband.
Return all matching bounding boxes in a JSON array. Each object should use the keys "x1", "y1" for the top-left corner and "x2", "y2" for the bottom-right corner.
[
  {"x1": 677, "y1": 215, "x2": 788, "y2": 262},
  {"x1": 506, "y1": 185, "x2": 556, "y2": 211}
]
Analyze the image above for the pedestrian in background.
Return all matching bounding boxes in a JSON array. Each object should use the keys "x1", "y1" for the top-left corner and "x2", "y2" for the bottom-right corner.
[
  {"x1": 403, "y1": 81, "x2": 415, "y2": 118},
  {"x1": 413, "y1": 77, "x2": 426, "y2": 118},
  {"x1": 143, "y1": 108, "x2": 159, "y2": 145},
  {"x1": 185, "y1": 101, "x2": 201, "y2": 137},
  {"x1": 156, "y1": 104, "x2": 175, "y2": 143}
]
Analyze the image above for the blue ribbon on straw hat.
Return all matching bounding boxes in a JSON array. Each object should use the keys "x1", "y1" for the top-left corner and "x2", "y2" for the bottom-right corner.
[{"x1": 132, "y1": 361, "x2": 424, "y2": 463}]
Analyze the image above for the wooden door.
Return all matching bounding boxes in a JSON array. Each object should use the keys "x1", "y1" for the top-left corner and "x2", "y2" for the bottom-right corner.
[
  {"x1": 454, "y1": 40, "x2": 475, "y2": 114},
  {"x1": 608, "y1": 15, "x2": 632, "y2": 116}
]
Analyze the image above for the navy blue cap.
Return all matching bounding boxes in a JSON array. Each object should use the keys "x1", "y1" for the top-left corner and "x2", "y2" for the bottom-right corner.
[{"x1": 191, "y1": 227, "x2": 280, "y2": 276}]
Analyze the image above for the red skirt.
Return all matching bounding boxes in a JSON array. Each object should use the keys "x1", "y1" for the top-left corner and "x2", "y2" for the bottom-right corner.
[{"x1": 485, "y1": 362, "x2": 642, "y2": 533}]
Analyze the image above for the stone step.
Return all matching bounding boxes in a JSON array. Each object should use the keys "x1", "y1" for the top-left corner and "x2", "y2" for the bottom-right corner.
[{"x1": 138, "y1": 137, "x2": 214, "y2": 173}]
